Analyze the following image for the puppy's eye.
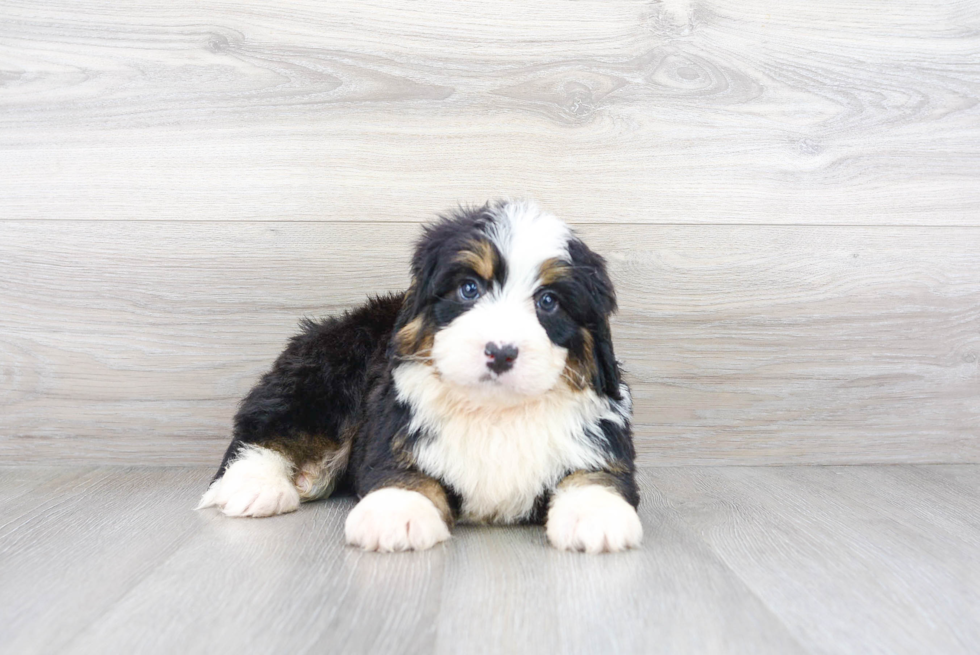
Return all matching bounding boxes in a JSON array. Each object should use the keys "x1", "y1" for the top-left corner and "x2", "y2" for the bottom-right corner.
[
  {"x1": 458, "y1": 278, "x2": 482, "y2": 302},
  {"x1": 536, "y1": 291, "x2": 559, "y2": 313}
]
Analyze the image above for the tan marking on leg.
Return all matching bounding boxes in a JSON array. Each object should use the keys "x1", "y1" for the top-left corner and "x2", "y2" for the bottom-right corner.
[
  {"x1": 389, "y1": 477, "x2": 453, "y2": 526},
  {"x1": 555, "y1": 468, "x2": 634, "y2": 506},
  {"x1": 557, "y1": 470, "x2": 620, "y2": 493},
  {"x1": 266, "y1": 421, "x2": 358, "y2": 502},
  {"x1": 294, "y1": 439, "x2": 351, "y2": 501},
  {"x1": 390, "y1": 429, "x2": 417, "y2": 468}
]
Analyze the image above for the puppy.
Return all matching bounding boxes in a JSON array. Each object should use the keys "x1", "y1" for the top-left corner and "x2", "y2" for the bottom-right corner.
[{"x1": 198, "y1": 200, "x2": 641, "y2": 553}]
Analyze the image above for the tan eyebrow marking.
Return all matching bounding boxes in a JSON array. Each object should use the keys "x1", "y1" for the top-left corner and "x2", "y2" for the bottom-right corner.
[
  {"x1": 538, "y1": 257, "x2": 572, "y2": 286},
  {"x1": 454, "y1": 239, "x2": 497, "y2": 281}
]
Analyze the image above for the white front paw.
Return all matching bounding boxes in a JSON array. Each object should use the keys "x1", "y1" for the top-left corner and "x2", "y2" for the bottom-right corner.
[
  {"x1": 546, "y1": 485, "x2": 642, "y2": 553},
  {"x1": 345, "y1": 488, "x2": 450, "y2": 552},
  {"x1": 196, "y1": 446, "x2": 300, "y2": 518}
]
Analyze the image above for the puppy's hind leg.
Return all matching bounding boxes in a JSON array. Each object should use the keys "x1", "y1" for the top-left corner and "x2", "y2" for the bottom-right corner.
[
  {"x1": 197, "y1": 445, "x2": 301, "y2": 518},
  {"x1": 199, "y1": 294, "x2": 403, "y2": 518},
  {"x1": 198, "y1": 434, "x2": 353, "y2": 518},
  {"x1": 293, "y1": 438, "x2": 352, "y2": 502}
]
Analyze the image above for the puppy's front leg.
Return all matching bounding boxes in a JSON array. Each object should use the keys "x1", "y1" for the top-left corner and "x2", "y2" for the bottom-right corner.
[
  {"x1": 546, "y1": 470, "x2": 642, "y2": 554},
  {"x1": 345, "y1": 473, "x2": 453, "y2": 552}
]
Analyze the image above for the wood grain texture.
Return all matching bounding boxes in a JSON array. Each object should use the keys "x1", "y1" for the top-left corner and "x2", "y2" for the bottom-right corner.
[
  {"x1": 0, "y1": 466, "x2": 211, "y2": 654},
  {"x1": 649, "y1": 466, "x2": 980, "y2": 655},
  {"x1": 1, "y1": 221, "x2": 977, "y2": 466},
  {"x1": 1, "y1": 465, "x2": 977, "y2": 654},
  {"x1": 2, "y1": 0, "x2": 979, "y2": 466},
  {"x1": 433, "y1": 493, "x2": 807, "y2": 655},
  {"x1": 66, "y1": 492, "x2": 448, "y2": 655},
  {"x1": 1, "y1": 0, "x2": 979, "y2": 224}
]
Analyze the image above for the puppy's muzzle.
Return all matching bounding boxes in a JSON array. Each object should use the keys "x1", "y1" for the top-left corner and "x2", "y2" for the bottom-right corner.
[{"x1": 484, "y1": 342, "x2": 518, "y2": 374}]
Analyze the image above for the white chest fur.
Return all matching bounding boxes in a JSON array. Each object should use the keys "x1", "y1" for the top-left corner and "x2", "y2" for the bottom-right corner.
[{"x1": 393, "y1": 362, "x2": 626, "y2": 523}]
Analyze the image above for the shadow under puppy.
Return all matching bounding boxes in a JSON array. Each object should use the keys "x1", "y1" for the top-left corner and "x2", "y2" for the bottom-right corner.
[{"x1": 198, "y1": 200, "x2": 642, "y2": 553}]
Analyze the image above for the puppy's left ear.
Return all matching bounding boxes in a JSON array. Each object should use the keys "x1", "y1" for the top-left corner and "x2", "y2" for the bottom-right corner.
[
  {"x1": 568, "y1": 239, "x2": 622, "y2": 400},
  {"x1": 592, "y1": 314, "x2": 622, "y2": 400}
]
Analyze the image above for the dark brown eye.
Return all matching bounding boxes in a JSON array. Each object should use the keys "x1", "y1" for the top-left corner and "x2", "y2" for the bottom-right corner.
[
  {"x1": 458, "y1": 278, "x2": 482, "y2": 301},
  {"x1": 536, "y1": 291, "x2": 559, "y2": 313}
]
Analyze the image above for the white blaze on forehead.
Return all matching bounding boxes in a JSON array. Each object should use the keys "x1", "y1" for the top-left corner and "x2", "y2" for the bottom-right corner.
[
  {"x1": 426, "y1": 200, "x2": 573, "y2": 398},
  {"x1": 486, "y1": 201, "x2": 571, "y2": 299}
]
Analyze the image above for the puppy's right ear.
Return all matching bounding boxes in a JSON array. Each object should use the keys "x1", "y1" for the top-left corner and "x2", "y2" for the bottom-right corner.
[
  {"x1": 389, "y1": 226, "x2": 443, "y2": 358},
  {"x1": 390, "y1": 204, "x2": 493, "y2": 359},
  {"x1": 394, "y1": 229, "x2": 439, "y2": 320}
]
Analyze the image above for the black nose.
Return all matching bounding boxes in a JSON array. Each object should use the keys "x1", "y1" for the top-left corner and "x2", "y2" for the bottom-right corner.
[{"x1": 484, "y1": 342, "x2": 519, "y2": 374}]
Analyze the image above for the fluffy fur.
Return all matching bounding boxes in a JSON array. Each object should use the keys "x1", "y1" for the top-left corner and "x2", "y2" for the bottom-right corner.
[
  {"x1": 197, "y1": 445, "x2": 300, "y2": 518},
  {"x1": 198, "y1": 200, "x2": 641, "y2": 553},
  {"x1": 345, "y1": 488, "x2": 452, "y2": 552}
]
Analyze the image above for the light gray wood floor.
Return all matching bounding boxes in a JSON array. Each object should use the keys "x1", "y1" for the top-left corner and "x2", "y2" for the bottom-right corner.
[{"x1": 1, "y1": 465, "x2": 977, "y2": 655}]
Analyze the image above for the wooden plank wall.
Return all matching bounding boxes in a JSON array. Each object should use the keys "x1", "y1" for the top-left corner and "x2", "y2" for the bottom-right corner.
[{"x1": 1, "y1": 0, "x2": 978, "y2": 465}]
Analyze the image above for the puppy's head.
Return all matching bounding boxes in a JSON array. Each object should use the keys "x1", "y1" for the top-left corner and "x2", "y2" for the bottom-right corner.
[{"x1": 393, "y1": 200, "x2": 620, "y2": 403}]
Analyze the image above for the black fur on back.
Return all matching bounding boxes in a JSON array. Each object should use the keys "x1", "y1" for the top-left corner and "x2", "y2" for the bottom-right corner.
[{"x1": 214, "y1": 293, "x2": 403, "y2": 482}]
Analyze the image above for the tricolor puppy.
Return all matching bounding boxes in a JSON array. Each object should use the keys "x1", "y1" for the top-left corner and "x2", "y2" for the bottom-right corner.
[{"x1": 198, "y1": 200, "x2": 641, "y2": 553}]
